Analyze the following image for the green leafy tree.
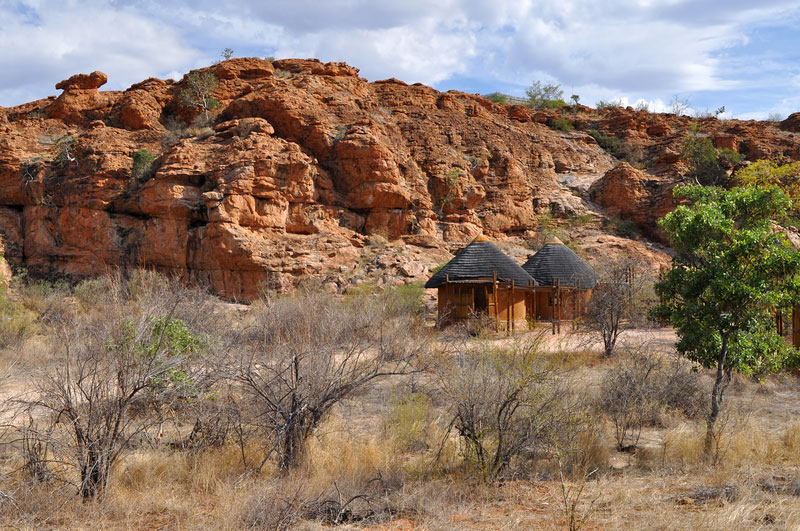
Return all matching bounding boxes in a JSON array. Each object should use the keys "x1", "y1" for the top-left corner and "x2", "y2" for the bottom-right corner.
[
  {"x1": 735, "y1": 159, "x2": 800, "y2": 219},
  {"x1": 526, "y1": 80, "x2": 565, "y2": 109},
  {"x1": 180, "y1": 71, "x2": 220, "y2": 123},
  {"x1": 652, "y1": 185, "x2": 800, "y2": 460}
]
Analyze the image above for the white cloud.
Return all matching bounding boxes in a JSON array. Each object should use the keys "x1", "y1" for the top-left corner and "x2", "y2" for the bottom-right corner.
[
  {"x1": 2, "y1": 0, "x2": 800, "y2": 116},
  {"x1": 0, "y1": 1, "x2": 198, "y2": 105}
]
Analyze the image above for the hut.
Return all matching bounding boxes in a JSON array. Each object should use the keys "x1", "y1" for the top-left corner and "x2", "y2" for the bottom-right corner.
[
  {"x1": 522, "y1": 238, "x2": 597, "y2": 325},
  {"x1": 425, "y1": 235, "x2": 536, "y2": 329}
]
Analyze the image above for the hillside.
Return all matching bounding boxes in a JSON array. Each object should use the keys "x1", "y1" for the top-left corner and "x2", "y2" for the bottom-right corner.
[{"x1": 2, "y1": 57, "x2": 800, "y2": 298}]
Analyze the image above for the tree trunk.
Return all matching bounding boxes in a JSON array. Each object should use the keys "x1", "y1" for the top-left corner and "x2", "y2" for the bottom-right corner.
[{"x1": 704, "y1": 333, "x2": 729, "y2": 461}]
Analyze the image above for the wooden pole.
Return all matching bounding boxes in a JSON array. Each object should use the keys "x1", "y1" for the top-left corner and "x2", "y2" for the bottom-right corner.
[
  {"x1": 493, "y1": 271, "x2": 499, "y2": 332},
  {"x1": 511, "y1": 279, "x2": 515, "y2": 333},
  {"x1": 556, "y1": 278, "x2": 561, "y2": 334},
  {"x1": 506, "y1": 282, "x2": 511, "y2": 336}
]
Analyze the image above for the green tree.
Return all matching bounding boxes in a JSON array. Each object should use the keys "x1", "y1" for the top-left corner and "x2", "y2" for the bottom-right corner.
[
  {"x1": 735, "y1": 159, "x2": 800, "y2": 220},
  {"x1": 652, "y1": 185, "x2": 800, "y2": 460},
  {"x1": 180, "y1": 71, "x2": 220, "y2": 123},
  {"x1": 526, "y1": 80, "x2": 565, "y2": 109}
]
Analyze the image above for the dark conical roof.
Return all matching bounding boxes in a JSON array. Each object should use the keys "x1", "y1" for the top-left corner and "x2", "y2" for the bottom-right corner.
[
  {"x1": 522, "y1": 238, "x2": 597, "y2": 288},
  {"x1": 425, "y1": 236, "x2": 536, "y2": 288}
]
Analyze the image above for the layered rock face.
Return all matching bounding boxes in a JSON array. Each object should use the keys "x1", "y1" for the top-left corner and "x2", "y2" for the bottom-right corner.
[{"x1": 0, "y1": 58, "x2": 798, "y2": 298}]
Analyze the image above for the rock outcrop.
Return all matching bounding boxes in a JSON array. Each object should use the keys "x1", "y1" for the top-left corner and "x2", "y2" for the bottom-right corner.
[
  {"x1": 589, "y1": 163, "x2": 677, "y2": 241},
  {"x1": 1, "y1": 58, "x2": 799, "y2": 298}
]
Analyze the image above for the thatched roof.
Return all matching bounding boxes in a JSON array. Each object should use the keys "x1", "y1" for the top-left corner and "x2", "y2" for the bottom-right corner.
[
  {"x1": 522, "y1": 238, "x2": 597, "y2": 288},
  {"x1": 425, "y1": 236, "x2": 536, "y2": 289}
]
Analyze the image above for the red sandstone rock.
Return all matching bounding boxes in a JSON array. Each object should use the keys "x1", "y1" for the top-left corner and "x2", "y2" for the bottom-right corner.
[
  {"x1": 589, "y1": 162, "x2": 677, "y2": 241},
  {"x1": 55, "y1": 71, "x2": 107, "y2": 91},
  {"x1": 1, "y1": 59, "x2": 799, "y2": 298}
]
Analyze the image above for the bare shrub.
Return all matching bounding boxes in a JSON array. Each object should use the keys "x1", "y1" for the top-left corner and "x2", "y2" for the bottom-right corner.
[
  {"x1": 433, "y1": 337, "x2": 578, "y2": 481},
  {"x1": 22, "y1": 277, "x2": 215, "y2": 499},
  {"x1": 232, "y1": 290, "x2": 427, "y2": 472},
  {"x1": 597, "y1": 349, "x2": 704, "y2": 450},
  {"x1": 582, "y1": 259, "x2": 656, "y2": 357}
]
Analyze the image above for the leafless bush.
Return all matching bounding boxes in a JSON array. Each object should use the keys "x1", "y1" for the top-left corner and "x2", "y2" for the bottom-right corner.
[
  {"x1": 232, "y1": 290, "x2": 427, "y2": 472},
  {"x1": 21, "y1": 276, "x2": 217, "y2": 499},
  {"x1": 597, "y1": 348, "x2": 705, "y2": 450},
  {"x1": 433, "y1": 337, "x2": 578, "y2": 481},
  {"x1": 583, "y1": 258, "x2": 656, "y2": 357}
]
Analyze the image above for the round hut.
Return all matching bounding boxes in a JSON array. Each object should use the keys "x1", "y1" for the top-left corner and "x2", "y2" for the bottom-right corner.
[
  {"x1": 425, "y1": 235, "x2": 536, "y2": 329},
  {"x1": 522, "y1": 238, "x2": 597, "y2": 322}
]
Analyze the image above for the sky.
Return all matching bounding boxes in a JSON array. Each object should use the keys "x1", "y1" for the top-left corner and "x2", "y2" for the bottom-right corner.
[{"x1": 2, "y1": 0, "x2": 800, "y2": 120}]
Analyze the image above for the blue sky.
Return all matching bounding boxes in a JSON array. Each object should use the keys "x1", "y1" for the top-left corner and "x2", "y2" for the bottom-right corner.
[{"x1": 2, "y1": 0, "x2": 800, "y2": 119}]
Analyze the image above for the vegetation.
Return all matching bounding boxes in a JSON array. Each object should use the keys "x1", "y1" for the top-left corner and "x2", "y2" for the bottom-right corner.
[
  {"x1": 131, "y1": 148, "x2": 155, "y2": 179},
  {"x1": 526, "y1": 80, "x2": 566, "y2": 109},
  {"x1": 653, "y1": 185, "x2": 800, "y2": 460},
  {"x1": 433, "y1": 339, "x2": 578, "y2": 481},
  {"x1": 595, "y1": 99, "x2": 623, "y2": 110},
  {"x1": 548, "y1": 116, "x2": 574, "y2": 131},
  {"x1": 588, "y1": 129, "x2": 622, "y2": 157},
  {"x1": 487, "y1": 93, "x2": 508, "y2": 104},
  {"x1": 584, "y1": 259, "x2": 654, "y2": 358},
  {"x1": 180, "y1": 71, "x2": 220, "y2": 123},
  {"x1": 669, "y1": 94, "x2": 691, "y2": 116},
  {"x1": 680, "y1": 131, "x2": 743, "y2": 186},
  {"x1": 598, "y1": 349, "x2": 704, "y2": 450},
  {"x1": 2, "y1": 261, "x2": 800, "y2": 526},
  {"x1": 734, "y1": 159, "x2": 800, "y2": 220}
]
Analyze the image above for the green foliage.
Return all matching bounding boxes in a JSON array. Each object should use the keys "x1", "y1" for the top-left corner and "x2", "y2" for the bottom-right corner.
[
  {"x1": 487, "y1": 93, "x2": 508, "y2": 104},
  {"x1": 653, "y1": 184, "x2": 800, "y2": 382},
  {"x1": 595, "y1": 99, "x2": 624, "y2": 110},
  {"x1": 444, "y1": 168, "x2": 461, "y2": 188},
  {"x1": 526, "y1": 80, "x2": 564, "y2": 109},
  {"x1": 131, "y1": 149, "x2": 155, "y2": 179},
  {"x1": 548, "y1": 117, "x2": 574, "y2": 131},
  {"x1": 734, "y1": 159, "x2": 800, "y2": 220},
  {"x1": 221, "y1": 47, "x2": 234, "y2": 60},
  {"x1": 116, "y1": 315, "x2": 200, "y2": 360},
  {"x1": 588, "y1": 129, "x2": 622, "y2": 157},
  {"x1": 680, "y1": 133, "x2": 744, "y2": 187}
]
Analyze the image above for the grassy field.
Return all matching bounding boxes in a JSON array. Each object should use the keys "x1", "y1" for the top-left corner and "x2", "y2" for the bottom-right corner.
[{"x1": 0, "y1": 273, "x2": 799, "y2": 529}]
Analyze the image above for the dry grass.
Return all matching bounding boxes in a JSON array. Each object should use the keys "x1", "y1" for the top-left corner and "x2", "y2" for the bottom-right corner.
[{"x1": 3, "y1": 274, "x2": 800, "y2": 529}]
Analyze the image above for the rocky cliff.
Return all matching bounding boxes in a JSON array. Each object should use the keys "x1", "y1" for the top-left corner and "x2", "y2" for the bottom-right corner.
[{"x1": 1, "y1": 58, "x2": 798, "y2": 298}]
